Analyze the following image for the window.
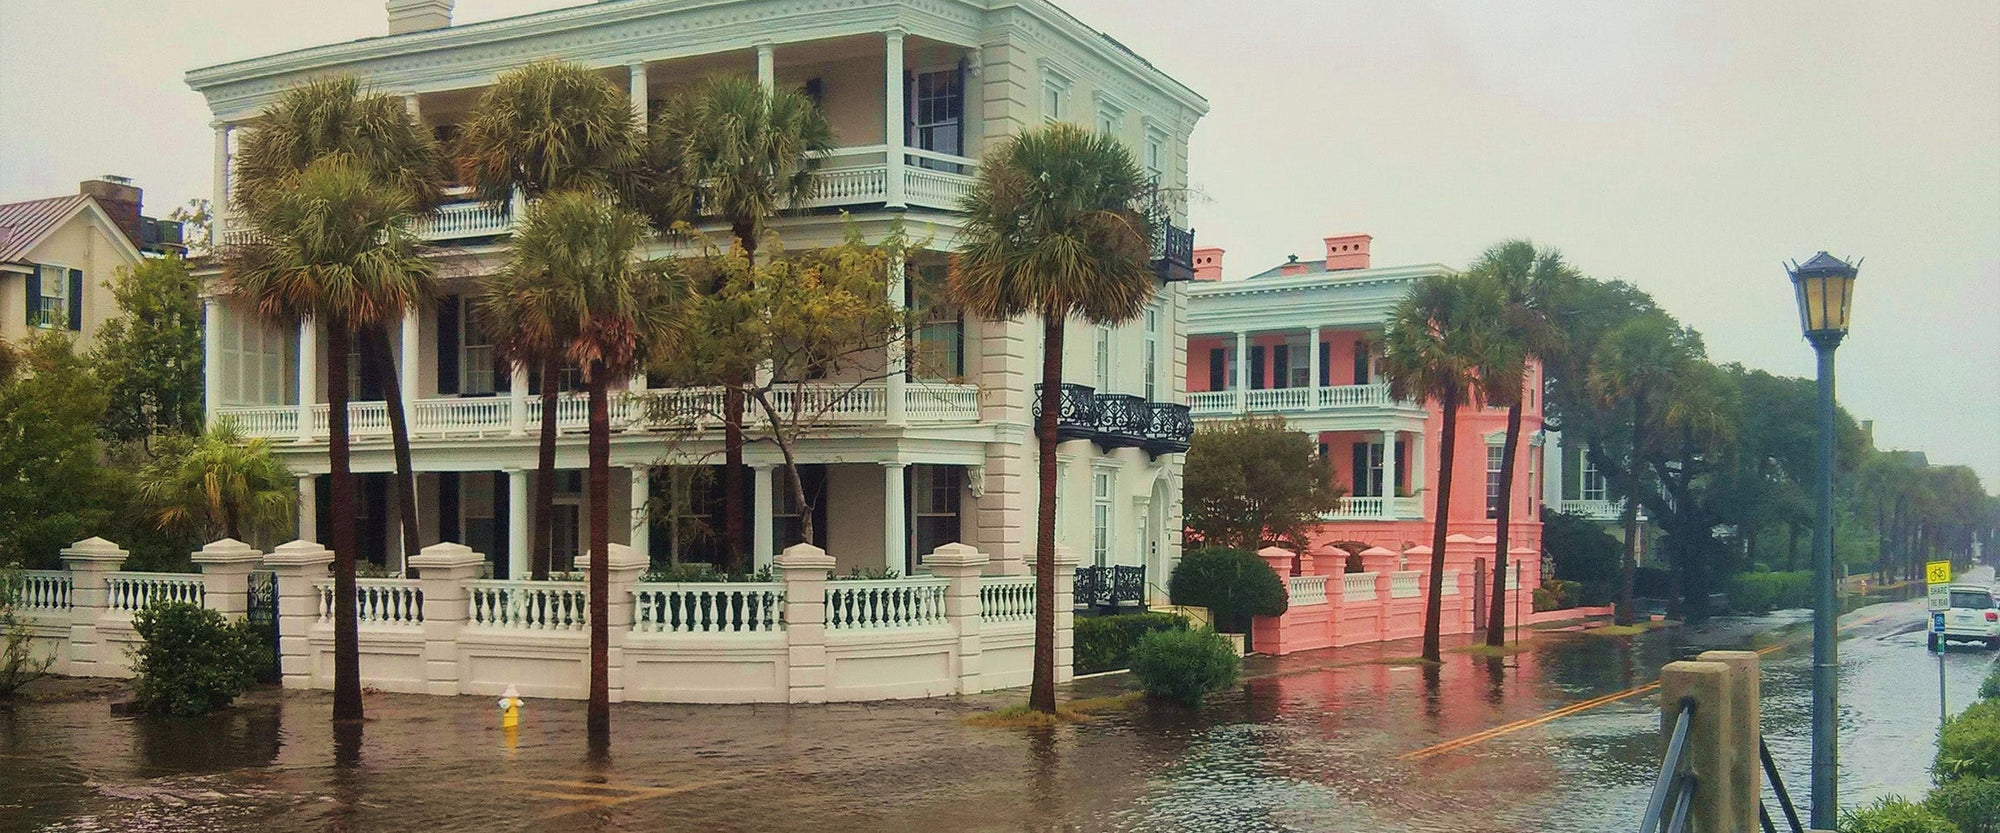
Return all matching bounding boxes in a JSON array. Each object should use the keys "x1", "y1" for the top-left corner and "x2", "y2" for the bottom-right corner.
[
  {"x1": 1949, "y1": 590, "x2": 1995, "y2": 610},
  {"x1": 774, "y1": 466, "x2": 825, "y2": 551},
  {"x1": 1091, "y1": 470, "x2": 1113, "y2": 566},
  {"x1": 913, "y1": 66, "x2": 964, "y2": 167},
  {"x1": 220, "y1": 308, "x2": 294, "y2": 406},
  {"x1": 551, "y1": 471, "x2": 582, "y2": 570},
  {"x1": 1142, "y1": 308, "x2": 1159, "y2": 400},
  {"x1": 910, "y1": 263, "x2": 963, "y2": 380},
  {"x1": 1486, "y1": 444, "x2": 1506, "y2": 519},
  {"x1": 1144, "y1": 134, "x2": 1165, "y2": 182},
  {"x1": 1093, "y1": 326, "x2": 1111, "y2": 391},
  {"x1": 32, "y1": 264, "x2": 70, "y2": 329},
  {"x1": 1043, "y1": 83, "x2": 1064, "y2": 122},
  {"x1": 1284, "y1": 334, "x2": 1310, "y2": 388},
  {"x1": 461, "y1": 473, "x2": 498, "y2": 564},
  {"x1": 1096, "y1": 102, "x2": 1122, "y2": 137},
  {"x1": 1207, "y1": 347, "x2": 1227, "y2": 392},
  {"x1": 1352, "y1": 442, "x2": 1385, "y2": 498},
  {"x1": 461, "y1": 305, "x2": 496, "y2": 395},
  {"x1": 911, "y1": 466, "x2": 963, "y2": 559},
  {"x1": 1582, "y1": 459, "x2": 1607, "y2": 503}
]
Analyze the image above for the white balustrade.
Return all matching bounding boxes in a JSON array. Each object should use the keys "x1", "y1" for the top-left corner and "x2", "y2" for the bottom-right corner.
[
  {"x1": 1319, "y1": 383, "x2": 1393, "y2": 408},
  {"x1": 902, "y1": 163, "x2": 975, "y2": 209},
  {"x1": 904, "y1": 383, "x2": 981, "y2": 422},
  {"x1": 768, "y1": 382, "x2": 886, "y2": 422},
  {"x1": 804, "y1": 165, "x2": 889, "y2": 208},
  {"x1": 411, "y1": 397, "x2": 512, "y2": 436},
  {"x1": 1562, "y1": 499, "x2": 1627, "y2": 521},
  {"x1": 1390, "y1": 571, "x2": 1423, "y2": 599},
  {"x1": 979, "y1": 575, "x2": 1036, "y2": 624},
  {"x1": 17, "y1": 570, "x2": 73, "y2": 611},
  {"x1": 824, "y1": 577, "x2": 948, "y2": 630},
  {"x1": 1329, "y1": 497, "x2": 1387, "y2": 520},
  {"x1": 1244, "y1": 387, "x2": 1312, "y2": 411},
  {"x1": 466, "y1": 580, "x2": 588, "y2": 632},
  {"x1": 1441, "y1": 570, "x2": 1459, "y2": 596},
  {"x1": 417, "y1": 198, "x2": 513, "y2": 241},
  {"x1": 1288, "y1": 575, "x2": 1329, "y2": 606},
  {"x1": 214, "y1": 406, "x2": 297, "y2": 439},
  {"x1": 1343, "y1": 572, "x2": 1379, "y2": 601},
  {"x1": 1189, "y1": 383, "x2": 1407, "y2": 418},
  {"x1": 632, "y1": 583, "x2": 784, "y2": 634},
  {"x1": 105, "y1": 572, "x2": 205, "y2": 612},
  {"x1": 316, "y1": 579, "x2": 424, "y2": 626}
]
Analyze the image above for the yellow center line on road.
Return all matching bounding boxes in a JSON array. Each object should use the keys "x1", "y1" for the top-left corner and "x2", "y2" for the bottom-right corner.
[{"x1": 484, "y1": 774, "x2": 740, "y2": 819}]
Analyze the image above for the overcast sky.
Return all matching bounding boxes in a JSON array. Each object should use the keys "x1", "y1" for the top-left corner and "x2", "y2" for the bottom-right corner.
[{"x1": 2, "y1": 0, "x2": 1994, "y2": 485}]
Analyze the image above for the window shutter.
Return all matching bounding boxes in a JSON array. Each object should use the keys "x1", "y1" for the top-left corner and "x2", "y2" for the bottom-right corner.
[
  {"x1": 1208, "y1": 348, "x2": 1225, "y2": 391},
  {"x1": 1352, "y1": 340, "x2": 1368, "y2": 385},
  {"x1": 439, "y1": 472, "x2": 462, "y2": 543},
  {"x1": 1395, "y1": 440, "x2": 1407, "y2": 496},
  {"x1": 67, "y1": 269, "x2": 83, "y2": 330},
  {"x1": 1319, "y1": 341, "x2": 1331, "y2": 387},
  {"x1": 1249, "y1": 345, "x2": 1265, "y2": 390},
  {"x1": 24, "y1": 269, "x2": 39, "y2": 327},
  {"x1": 954, "y1": 60, "x2": 968, "y2": 156},
  {"x1": 1272, "y1": 344, "x2": 1289, "y2": 388},
  {"x1": 1351, "y1": 443, "x2": 1368, "y2": 496},
  {"x1": 437, "y1": 296, "x2": 460, "y2": 396}
]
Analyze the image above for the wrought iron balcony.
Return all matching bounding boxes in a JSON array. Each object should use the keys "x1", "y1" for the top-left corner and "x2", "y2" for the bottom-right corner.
[
  {"x1": 1141, "y1": 402, "x2": 1193, "y2": 456},
  {"x1": 1074, "y1": 565, "x2": 1148, "y2": 611},
  {"x1": 1092, "y1": 394, "x2": 1149, "y2": 450},
  {"x1": 1152, "y1": 224, "x2": 1196, "y2": 283},
  {"x1": 1032, "y1": 383, "x2": 1098, "y2": 442}
]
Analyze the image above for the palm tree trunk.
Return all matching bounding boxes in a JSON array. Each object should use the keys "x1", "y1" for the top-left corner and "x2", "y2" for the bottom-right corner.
[
  {"x1": 719, "y1": 226, "x2": 760, "y2": 574},
  {"x1": 326, "y1": 326, "x2": 363, "y2": 722},
  {"x1": 1030, "y1": 315, "x2": 1064, "y2": 714},
  {"x1": 1486, "y1": 399, "x2": 1522, "y2": 646},
  {"x1": 363, "y1": 327, "x2": 421, "y2": 565},
  {"x1": 1421, "y1": 387, "x2": 1459, "y2": 664},
  {"x1": 1616, "y1": 392, "x2": 1647, "y2": 626},
  {"x1": 586, "y1": 366, "x2": 611, "y2": 752},
  {"x1": 533, "y1": 357, "x2": 559, "y2": 580}
]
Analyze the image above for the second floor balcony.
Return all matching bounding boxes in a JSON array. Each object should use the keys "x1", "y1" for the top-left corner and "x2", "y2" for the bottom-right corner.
[
  {"x1": 1034, "y1": 383, "x2": 1190, "y2": 456},
  {"x1": 1189, "y1": 382, "x2": 1422, "y2": 418}
]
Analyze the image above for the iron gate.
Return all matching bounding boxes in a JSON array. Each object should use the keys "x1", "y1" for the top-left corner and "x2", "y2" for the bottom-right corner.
[{"x1": 246, "y1": 570, "x2": 280, "y2": 684}]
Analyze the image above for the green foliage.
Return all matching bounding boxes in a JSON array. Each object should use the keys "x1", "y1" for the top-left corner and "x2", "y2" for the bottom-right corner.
[
  {"x1": 640, "y1": 74, "x2": 835, "y2": 242},
  {"x1": 1980, "y1": 664, "x2": 2000, "y2": 701},
  {"x1": 1167, "y1": 548, "x2": 1289, "y2": 634},
  {"x1": 130, "y1": 602, "x2": 268, "y2": 716},
  {"x1": 640, "y1": 563, "x2": 776, "y2": 583},
  {"x1": 1533, "y1": 580, "x2": 1578, "y2": 612},
  {"x1": 1728, "y1": 570, "x2": 1813, "y2": 614},
  {"x1": 1130, "y1": 627, "x2": 1240, "y2": 707},
  {"x1": 832, "y1": 566, "x2": 900, "y2": 581},
  {"x1": 1544, "y1": 508, "x2": 1623, "y2": 585},
  {"x1": 1937, "y1": 699, "x2": 2000, "y2": 783},
  {"x1": 1926, "y1": 778, "x2": 2000, "y2": 833},
  {"x1": 231, "y1": 76, "x2": 446, "y2": 219},
  {"x1": 0, "y1": 563, "x2": 55, "y2": 696},
  {"x1": 1183, "y1": 417, "x2": 1342, "y2": 552},
  {"x1": 1838, "y1": 796, "x2": 1960, "y2": 833},
  {"x1": 134, "y1": 423, "x2": 295, "y2": 546},
  {"x1": 454, "y1": 60, "x2": 639, "y2": 204},
  {"x1": 1074, "y1": 612, "x2": 1190, "y2": 675},
  {"x1": 90, "y1": 256, "x2": 205, "y2": 444},
  {"x1": 0, "y1": 334, "x2": 119, "y2": 569}
]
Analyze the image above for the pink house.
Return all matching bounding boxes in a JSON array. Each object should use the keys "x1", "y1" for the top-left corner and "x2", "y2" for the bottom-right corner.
[{"x1": 1185, "y1": 236, "x2": 1551, "y2": 652}]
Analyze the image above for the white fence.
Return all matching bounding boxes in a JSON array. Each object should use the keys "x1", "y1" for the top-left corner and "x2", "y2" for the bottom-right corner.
[
  {"x1": 979, "y1": 576, "x2": 1036, "y2": 624},
  {"x1": 1390, "y1": 571, "x2": 1423, "y2": 599},
  {"x1": 1343, "y1": 572, "x2": 1379, "y2": 602},
  {"x1": 633, "y1": 583, "x2": 784, "y2": 634},
  {"x1": 1288, "y1": 575, "x2": 1329, "y2": 606},
  {"x1": 1189, "y1": 383, "x2": 1412, "y2": 417},
  {"x1": 318, "y1": 579, "x2": 424, "y2": 627},
  {"x1": 825, "y1": 577, "x2": 949, "y2": 630},
  {"x1": 466, "y1": 580, "x2": 588, "y2": 632},
  {"x1": 17, "y1": 570, "x2": 72, "y2": 611},
  {"x1": 105, "y1": 573, "x2": 204, "y2": 612}
]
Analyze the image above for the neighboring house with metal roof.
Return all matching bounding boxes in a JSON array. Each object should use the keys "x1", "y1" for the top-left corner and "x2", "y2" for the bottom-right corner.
[{"x1": 0, "y1": 186, "x2": 145, "y2": 351}]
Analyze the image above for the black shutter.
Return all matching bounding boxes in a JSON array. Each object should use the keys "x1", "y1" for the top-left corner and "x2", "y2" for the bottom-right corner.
[
  {"x1": 1351, "y1": 443, "x2": 1368, "y2": 496},
  {"x1": 1208, "y1": 348, "x2": 1225, "y2": 390},
  {"x1": 437, "y1": 296, "x2": 460, "y2": 396},
  {"x1": 493, "y1": 471, "x2": 511, "y2": 578},
  {"x1": 1272, "y1": 344, "x2": 1289, "y2": 388},
  {"x1": 1249, "y1": 345, "x2": 1265, "y2": 390},
  {"x1": 67, "y1": 269, "x2": 83, "y2": 330},
  {"x1": 315, "y1": 474, "x2": 332, "y2": 544},
  {"x1": 1395, "y1": 440, "x2": 1408, "y2": 496},
  {"x1": 808, "y1": 465, "x2": 829, "y2": 549},
  {"x1": 24, "y1": 269, "x2": 39, "y2": 326},
  {"x1": 439, "y1": 472, "x2": 462, "y2": 543},
  {"x1": 1352, "y1": 340, "x2": 1368, "y2": 385},
  {"x1": 954, "y1": 60, "x2": 968, "y2": 156},
  {"x1": 494, "y1": 358, "x2": 511, "y2": 393},
  {"x1": 1319, "y1": 341, "x2": 1331, "y2": 387}
]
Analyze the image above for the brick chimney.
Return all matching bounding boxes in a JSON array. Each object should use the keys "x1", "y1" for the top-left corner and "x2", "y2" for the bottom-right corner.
[
  {"x1": 1324, "y1": 233, "x2": 1372, "y2": 271},
  {"x1": 79, "y1": 176, "x2": 142, "y2": 249},
  {"x1": 1192, "y1": 247, "x2": 1224, "y2": 281},
  {"x1": 1279, "y1": 254, "x2": 1310, "y2": 276},
  {"x1": 387, "y1": 0, "x2": 453, "y2": 34}
]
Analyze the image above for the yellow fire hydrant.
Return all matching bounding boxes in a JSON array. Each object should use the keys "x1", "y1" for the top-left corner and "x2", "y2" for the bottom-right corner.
[{"x1": 498, "y1": 684, "x2": 524, "y2": 729}]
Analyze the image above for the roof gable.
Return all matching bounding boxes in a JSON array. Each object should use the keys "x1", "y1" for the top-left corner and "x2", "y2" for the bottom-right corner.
[{"x1": 0, "y1": 195, "x2": 146, "y2": 265}]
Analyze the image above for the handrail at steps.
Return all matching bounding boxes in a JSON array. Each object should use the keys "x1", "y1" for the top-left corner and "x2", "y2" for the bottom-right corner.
[
  {"x1": 1640, "y1": 696, "x2": 1698, "y2": 833},
  {"x1": 1758, "y1": 736, "x2": 1805, "y2": 833}
]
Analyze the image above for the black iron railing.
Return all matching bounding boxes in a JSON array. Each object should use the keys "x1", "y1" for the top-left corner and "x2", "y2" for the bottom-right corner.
[
  {"x1": 1093, "y1": 394, "x2": 1149, "y2": 450},
  {"x1": 1074, "y1": 565, "x2": 1147, "y2": 610},
  {"x1": 1641, "y1": 697, "x2": 1699, "y2": 833},
  {"x1": 1759, "y1": 737, "x2": 1805, "y2": 833},
  {"x1": 1033, "y1": 383, "x2": 1099, "y2": 442},
  {"x1": 1152, "y1": 225, "x2": 1196, "y2": 283},
  {"x1": 1141, "y1": 402, "x2": 1193, "y2": 456}
]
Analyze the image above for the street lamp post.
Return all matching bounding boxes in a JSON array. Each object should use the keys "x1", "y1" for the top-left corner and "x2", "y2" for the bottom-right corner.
[{"x1": 1789, "y1": 251, "x2": 1858, "y2": 830}]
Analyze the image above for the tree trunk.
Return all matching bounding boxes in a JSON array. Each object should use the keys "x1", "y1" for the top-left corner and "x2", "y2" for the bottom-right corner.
[
  {"x1": 1030, "y1": 315, "x2": 1064, "y2": 714},
  {"x1": 718, "y1": 226, "x2": 760, "y2": 574},
  {"x1": 1486, "y1": 399, "x2": 1523, "y2": 646},
  {"x1": 1616, "y1": 391, "x2": 1647, "y2": 626},
  {"x1": 586, "y1": 366, "x2": 611, "y2": 753},
  {"x1": 363, "y1": 327, "x2": 421, "y2": 565},
  {"x1": 326, "y1": 326, "x2": 362, "y2": 722},
  {"x1": 533, "y1": 357, "x2": 559, "y2": 580},
  {"x1": 1421, "y1": 386, "x2": 1459, "y2": 664}
]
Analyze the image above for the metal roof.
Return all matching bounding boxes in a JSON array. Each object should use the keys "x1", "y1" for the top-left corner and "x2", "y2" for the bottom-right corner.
[{"x1": 0, "y1": 194, "x2": 91, "y2": 263}]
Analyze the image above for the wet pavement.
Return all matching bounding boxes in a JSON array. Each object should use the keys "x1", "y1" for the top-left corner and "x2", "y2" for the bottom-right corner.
[{"x1": 2, "y1": 570, "x2": 1994, "y2": 832}]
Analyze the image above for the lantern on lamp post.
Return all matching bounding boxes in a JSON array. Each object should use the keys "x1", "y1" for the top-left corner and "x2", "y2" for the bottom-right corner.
[{"x1": 1788, "y1": 251, "x2": 1857, "y2": 830}]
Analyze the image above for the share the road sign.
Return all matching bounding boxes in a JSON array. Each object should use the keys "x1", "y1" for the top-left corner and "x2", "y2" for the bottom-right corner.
[{"x1": 1927, "y1": 560, "x2": 1953, "y2": 611}]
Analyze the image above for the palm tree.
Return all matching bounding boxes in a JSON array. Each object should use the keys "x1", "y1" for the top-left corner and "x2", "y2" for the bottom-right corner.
[
  {"x1": 231, "y1": 75, "x2": 446, "y2": 570},
  {"x1": 1465, "y1": 240, "x2": 1572, "y2": 645},
  {"x1": 456, "y1": 60, "x2": 642, "y2": 579},
  {"x1": 952, "y1": 122, "x2": 1157, "y2": 714},
  {"x1": 1587, "y1": 312, "x2": 1696, "y2": 625},
  {"x1": 1381, "y1": 271, "x2": 1513, "y2": 663},
  {"x1": 644, "y1": 74, "x2": 834, "y2": 572},
  {"x1": 136, "y1": 422, "x2": 296, "y2": 545},
  {"x1": 509, "y1": 191, "x2": 686, "y2": 751},
  {"x1": 225, "y1": 155, "x2": 432, "y2": 722}
]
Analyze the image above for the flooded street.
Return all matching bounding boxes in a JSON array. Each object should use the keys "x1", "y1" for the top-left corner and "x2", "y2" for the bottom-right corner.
[{"x1": 3, "y1": 572, "x2": 1994, "y2": 832}]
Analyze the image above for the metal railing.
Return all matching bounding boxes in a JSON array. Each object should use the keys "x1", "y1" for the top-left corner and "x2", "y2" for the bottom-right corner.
[
  {"x1": 1073, "y1": 565, "x2": 1146, "y2": 611},
  {"x1": 1640, "y1": 697, "x2": 1698, "y2": 833},
  {"x1": 1758, "y1": 737, "x2": 1805, "y2": 833}
]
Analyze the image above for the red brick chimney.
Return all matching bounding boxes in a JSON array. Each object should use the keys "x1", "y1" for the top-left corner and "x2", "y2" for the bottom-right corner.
[
  {"x1": 1279, "y1": 254, "x2": 1309, "y2": 276},
  {"x1": 1192, "y1": 247, "x2": 1224, "y2": 281},
  {"x1": 1324, "y1": 233, "x2": 1371, "y2": 271},
  {"x1": 79, "y1": 177, "x2": 142, "y2": 249}
]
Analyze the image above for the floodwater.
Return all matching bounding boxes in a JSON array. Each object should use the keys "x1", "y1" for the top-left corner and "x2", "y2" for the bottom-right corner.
[{"x1": 2, "y1": 571, "x2": 1994, "y2": 832}]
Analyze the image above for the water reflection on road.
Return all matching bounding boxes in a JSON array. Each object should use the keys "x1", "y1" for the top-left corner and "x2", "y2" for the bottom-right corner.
[{"x1": 2, "y1": 576, "x2": 1994, "y2": 832}]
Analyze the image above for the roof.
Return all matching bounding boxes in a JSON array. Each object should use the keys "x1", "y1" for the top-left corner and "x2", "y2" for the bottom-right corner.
[
  {"x1": 1244, "y1": 258, "x2": 1346, "y2": 281},
  {"x1": 0, "y1": 194, "x2": 90, "y2": 263}
]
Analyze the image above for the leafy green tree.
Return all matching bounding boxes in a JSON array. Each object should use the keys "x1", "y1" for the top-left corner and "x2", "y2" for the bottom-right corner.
[
  {"x1": 1585, "y1": 312, "x2": 1700, "y2": 624},
  {"x1": 130, "y1": 602, "x2": 267, "y2": 716},
  {"x1": 1381, "y1": 271, "x2": 1513, "y2": 663},
  {"x1": 643, "y1": 75, "x2": 835, "y2": 571},
  {"x1": 1167, "y1": 547, "x2": 1290, "y2": 636},
  {"x1": 91, "y1": 256, "x2": 205, "y2": 446},
  {"x1": 1182, "y1": 417, "x2": 1342, "y2": 552},
  {"x1": 0, "y1": 335, "x2": 117, "y2": 569},
  {"x1": 166, "y1": 199, "x2": 213, "y2": 257},
  {"x1": 135, "y1": 423, "x2": 296, "y2": 547},
  {"x1": 224, "y1": 155, "x2": 431, "y2": 723},
  {"x1": 951, "y1": 121, "x2": 1157, "y2": 714}
]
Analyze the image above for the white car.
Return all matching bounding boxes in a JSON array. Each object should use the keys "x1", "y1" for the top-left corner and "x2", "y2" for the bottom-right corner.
[{"x1": 1930, "y1": 583, "x2": 2000, "y2": 650}]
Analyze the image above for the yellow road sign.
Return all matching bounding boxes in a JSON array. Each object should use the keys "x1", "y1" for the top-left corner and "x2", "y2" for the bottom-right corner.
[{"x1": 1927, "y1": 560, "x2": 1952, "y2": 585}]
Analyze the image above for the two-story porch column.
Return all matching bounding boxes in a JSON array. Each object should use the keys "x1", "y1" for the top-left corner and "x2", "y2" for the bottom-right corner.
[
  {"x1": 1412, "y1": 430, "x2": 1427, "y2": 499},
  {"x1": 1382, "y1": 429, "x2": 1400, "y2": 516},
  {"x1": 885, "y1": 259, "x2": 907, "y2": 425},
  {"x1": 203, "y1": 298, "x2": 222, "y2": 426},
  {"x1": 210, "y1": 122, "x2": 230, "y2": 227},
  {"x1": 297, "y1": 474, "x2": 317, "y2": 542},
  {"x1": 399, "y1": 308, "x2": 420, "y2": 403},
  {"x1": 628, "y1": 62, "x2": 649, "y2": 125},
  {"x1": 1233, "y1": 331, "x2": 1248, "y2": 412},
  {"x1": 884, "y1": 29, "x2": 907, "y2": 209},
  {"x1": 506, "y1": 468, "x2": 529, "y2": 578},
  {"x1": 1307, "y1": 326, "x2": 1322, "y2": 405},
  {"x1": 752, "y1": 463, "x2": 775, "y2": 571},
  {"x1": 508, "y1": 364, "x2": 528, "y2": 436},
  {"x1": 296, "y1": 317, "x2": 316, "y2": 442},
  {"x1": 629, "y1": 466, "x2": 651, "y2": 558},
  {"x1": 755, "y1": 42, "x2": 775, "y2": 92},
  {"x1": 883, "y1": 462, "x2": 908, "y2": 573}
]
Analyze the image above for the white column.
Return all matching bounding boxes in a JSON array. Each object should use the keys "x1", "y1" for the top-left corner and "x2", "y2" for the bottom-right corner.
[
  {"x1": 755, "y1": 43, "x2": 775, "y2": 92},
  {"x1": 1233, "y1": 330, "x2": 1249, "y2": 412},
  {"x1": 210, "y1": 122, "x2": 230, "y2": 229},
  {"x1": 883, "y1": 462, "x2": 908, "y2": 574},
  {"x1": 508, "y1": 363, "x2": 529, "y2": 436},
  {"x1": 403, "y1": 94, "x2": 420, "y2": 117},
  {"x1": 297, "y1": 474, "x2": 317, "y2": 542},
  {"x1": 886, "y1": 259, "x2": 907, "y2": 425},
  {"x1": 752, "y1": 463, "x2": 776, "y2": 571},
  {"x1": 1307, "y1": 325, "x2": 1322, "y2": 404},
  {"x1": 1412, "y1": 429, "x2": 1428, "y2": 498},
  {"x1": 628, "y1": 62, "x2": 649, "y2": 126},
  {"x1": 507, "y1": 468, "x2": 529, "y2": 579},
  {"x1": 203, "y1": 298, "x2": 223, "y2": 426},
  {"x1": 629, "y1": 466, "x2": 651, "y2": 558},
  {"x1": 883, "y1": 29, "x2": 907, "y2": 209},
  {"x1": 399, "y1": 308, "x2": 420, "y2": 402},
  {"x1": 1382, "y1": 429, "x2": 1400, "y2": 517},
  {"x1": 296, "y1": 316, "x2": 316, "y2": 442}
]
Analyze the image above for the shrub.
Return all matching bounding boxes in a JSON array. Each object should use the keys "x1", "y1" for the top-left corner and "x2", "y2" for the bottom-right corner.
[
  {"x1": 1837, "y1": 796, "x2": 1958, "y2": 833},
  {"x1": 1980, "y1": 664, "x2": 2000, "y2": 701},
  {"x1": 1729, "y1": 570, "x2": 1813, "y2": 613},
  {"x1": 0, "y1": 563, "x2": 54, "y2": 696},
  {"x1": 1937, "y1": 699, "x2": 2000, "y2": 783},
  {"x1": 1075, "y1": 612, "x2": 1189, "y2": 675},
  {"x1": 1129, "y1": 627, "x2": 1240, "y2": 707},
  {"x1": 1534, "y1": 579, "x2": 1579, "y2": 612},
  {"x1": 1926, "y1": 777, "x2": 2000, "y2": 833},
  {"x1": 130, "y1": 602, "x2": 268, "y2": 716},
  {"x1": 1167, "y1": 547, "x2": 1288, "y2": 634}
]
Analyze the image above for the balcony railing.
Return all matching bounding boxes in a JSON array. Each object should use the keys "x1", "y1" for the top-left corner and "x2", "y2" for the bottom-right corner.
[
  {"x1": 1324, "y1": 495, "x2": 1422, "y2": 521},
  {"x1": 1562, "y1": 498, "x2": 1630, "y2": 522},
  {"x1": 1152, "y1": 224, "x2": 1195, "y2": 282},
  {"x1": 1033, "y1": 383, "x2": 1099, "y2": 442},
  {"x1": 1188, "y1": 382, "x2": 1419, "y2": 418},
  {"x1": 801, "y1": 146, "x2": 979, "y2": 212},
  {"x1": 1092, "y1": 394, "x2": 1149, "y2": 450},
  {"x1": 1074, "y1": 565, "x2": 1147, "y2": 611},
  {"x1": 215, "y1": 382, "x2": 981, "y2": 442},
  {"x1": 1140, "y1": 402, "x2": 1192, "y2": 456}
]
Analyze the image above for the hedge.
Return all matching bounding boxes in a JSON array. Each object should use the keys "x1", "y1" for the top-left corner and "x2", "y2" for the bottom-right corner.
[{"x1": 1075, "y1": 612, "x2": 1190, "y2": 675}]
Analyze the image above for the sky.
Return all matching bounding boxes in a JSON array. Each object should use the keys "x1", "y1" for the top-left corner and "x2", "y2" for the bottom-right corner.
[{"x1": 1, "y1": 0, "x2": 1994, "y2": 484}]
